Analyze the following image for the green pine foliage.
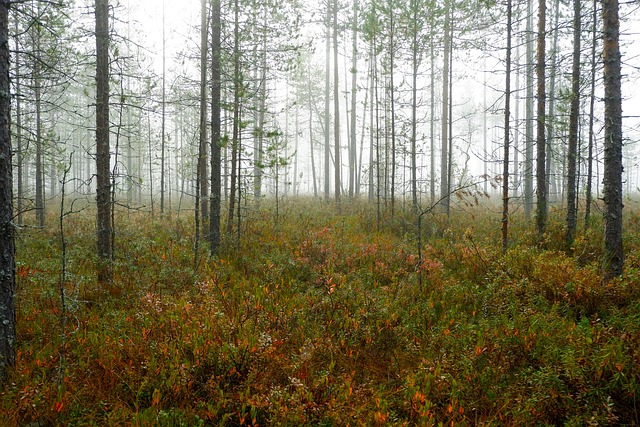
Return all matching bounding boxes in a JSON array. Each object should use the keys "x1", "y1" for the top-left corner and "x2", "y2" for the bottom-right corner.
[{"x1": 3, "y1": 200, "x2": 640, "y2": 426}]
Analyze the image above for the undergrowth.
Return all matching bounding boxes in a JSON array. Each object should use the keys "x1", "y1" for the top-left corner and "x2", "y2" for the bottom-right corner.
[{"x1": 2, "y1": 198, "x2": 639, "y2": 426}]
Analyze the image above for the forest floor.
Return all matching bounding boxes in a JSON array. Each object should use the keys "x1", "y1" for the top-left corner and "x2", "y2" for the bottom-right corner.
[{"x1": 2, "y1": 198, "x2": 640, "y2": 426}]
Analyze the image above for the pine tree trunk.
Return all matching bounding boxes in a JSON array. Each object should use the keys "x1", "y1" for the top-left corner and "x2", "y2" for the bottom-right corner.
[
  {"x1": 160, "y1": 1, "x2": 166, "y2": 215},
  {"x1": 349, "y1": 0, "x2": 358, "y2": 198},
  {"x1": 602, "y1": 0, "x2": 623, "y2": 279},
  {"x1": 34, "y1": 7, "x2": 44, "y2": 227},
  {"x1": 13, "y1": 15, "x2": 22, "y2": 225},
  {"x1": 535, "y1": 0, "x2": 547, "y2": 240},
  {"x1": 209, "y1": 0, "x2": 222, "y2": 255},
  {"x1": 502, "y1": 0, "x2": 512, "y2": 252},
  {"x1": 584, "y1": 0, "x2": 597, "y2": 230},
  {"x1": 565, "y1": 0, "x2": 581, "y2": 247},
  {"x1": 198, "y1": 0, "x2": 209, "y2": 236},
  {"x1": 440, "y1": 0, "x2": 451, "y2": 211},
  {"x1": 96, "y1": 0, "x2": 112, "y2": 282},
  {"x1": 0, "y1": 0, "x2": 16, "y2": 382},
  {"x1": 524, "y1": 0, "x2": 534, "y2": 219},
  {"x1": 333, "y1": 0, "x2": 341, "y2": 203},
  {"x1": 429, "y1": 31, "x2": 435, "y2": 206},
  {"x1": 227, "y1": 0, "x2": 240, "y2": 235},
  {"x1": 410, "y1": 0, "x2": 419, "y2": 211},
  {"x1": 388, "y1": 4, "x2": 396, "y2": 216},
  {"x1": 324, "y1": 3, "x2": 331, "y2": 201}
]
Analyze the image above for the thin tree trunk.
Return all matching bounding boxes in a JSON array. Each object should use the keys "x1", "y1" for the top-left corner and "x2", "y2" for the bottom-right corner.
[
  {"x1": 545, "y1": 0, "x2": 560, "y2": 204},
  {"x1": 602, "y1": 0, "x2": 623, "y2": 279},
  {"x1": 388, "y1": 4, "x2": 396, "y2": 216},
  {"x1": 308, "y1": 62, "x2": 318, "y2": 198},
  {"x1": 34, "y1": 10, "x2": 44, "y2": 227},
  {"x1": 255, "y1": 15, "x2": 267, "y2": 200},
  {"x1": 96, "y1": 0, "x2": 112, "y2": 282},
  {"x1": 584, "y1": 0, "x2": 597, "y2": 230},
  {"x1": 565, "y1": 0, "x2": 581, "y2": 247},
  {"x1": 333, "y1": 0, "x2": 341, "y2": 204},
  {"x1": 410, "y1": 0, "x2": 419, "y2": 211},
  {"x1": 368, "y1": 50, "x2": 375, "y2": 202},
  {"x1": 227, "y1": 0, "x2": 240, "y2": 234},
  {"x1": 502, "y1": 0, "x2": 512, "y2": 253},
  {"x1": 209, "y1": 0, "x2": 222, "y2": 255},
  {"x1": 524, "y1": 0, "x2": 534, "y2": 219},
  {"x1": 429, "y1": 30, "x2": 435, "y2": 206},
  {"x1": 198, "y1": 0, "x2": 209, "y2": 238},
  {"x1": 324, "y1": 3, "x2": 331, "y2": 200},
  {"x1": 535, "y1": 0, "x2": 547, "y2": 240},
  {"x1": 13, "y1": 15, "x2": 21, "y2": 225},
  {"x1": 349, "y1": 0, "x2": 358, "y2": 198},
  {"x1": 0, "y1": 0, "x2": 16, "y2": 382},
  {"x1": 440, "y1": 0, "x2": 451, "y2": 211},
  {"x1": 160, "y1": 1, "x2": 166, "y2": 215}
]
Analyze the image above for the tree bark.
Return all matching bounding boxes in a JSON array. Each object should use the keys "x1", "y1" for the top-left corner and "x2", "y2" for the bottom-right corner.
[
  {"x1": 0, "y1": 0, "x2": 15, "y2": 383},
  {"x1": 535, "y1": 0, "x2": 547, "y2": 241},
  {"x1": 96, "y1": 0, "x2": 112, "y2": 282},
  {"x1": 524, "y1": 0, "x2": 534, "y2": 219},
  {"x1": 602, "y1": 0, "x2": 623, "y2": 279},
  {"x1": 502, "y1": 0, "x2": 512, "y2": 253},
  {"x1": 584, "y1": 0, "x2": 597, "y2": 230},
  {"x1": 349, "y1": 0, "x2": 358, "y2": 198},
  {"x1": 209, "y1": 0, "x2": 222, "y2": 255},
  {"x1": 324, "y1": 3, "x2": 331, "y2": 201},
  {"x1": 160, "y1": 1, "x2": 166, "y2": 214},
  {"x1": 410, "y1": 0, "x2": 419, "y2": 211},
  {"x1": 333, "y1": 0, "x2": 341, "y2": 203},
  {"x1": 226, "y1": 0, "x2": 240, "y2": 235},
  {"x1": 198, "y1": 0, "x2": 209, "y2": 238},
  {"x1": 440, "y1": 0, "x2": 451, "y2": 211},
  {"x1": 565, "y1": 0, "x2": 581, "y2": 247}
]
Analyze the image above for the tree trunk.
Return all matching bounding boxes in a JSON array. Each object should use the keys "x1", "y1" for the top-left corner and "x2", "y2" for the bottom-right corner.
[
  {"x1": 410, "y1": 0, "x2": 419, "y2": 211},
  {"x1": 324, "y1": 3, "x2": 331, "y2": 201},
  {"x1": 308, "y1": 62, "x2": 318, "y2": 198},
  {"x1": 13, "y1": 15, "x2": 21, "y2": 225},
  {"x1": 255, "y1": 12, "x2": 267, "y2": 200},
  {"x1": 160, "y1": 1, "x2": 166, "y2": 215},
  {"x1": 602, "y1": 0, "x2": 623, "y2": 279},
  {"x1": 524, "y1": 0, "x2": 534, "y2": 219},
  {"x1": 333, "y1": 0, "x2": 341, "y2": 203},
  {"x1": 349, "y1": 0, "x2": 358, "y2": 198},
  {"x1": 209, "y1": 0, "x2": 222, "y2": 255},
  {"x1": 584, "y1": 0, "x2": 597, "y2": 230},
  {"x1": 440, "y1": 0, "x2": 451, "y2": 211},
  {"x1": 34, "y1": 9, "x2": 44, "y2": 227},
  {"x1": 227, "y1": 0, "x2": 240, "y2": 235},
  {"x1": 565, "y1": 0, "x2": 581, "y2": 247},
  {"x1": 429, "y1": 30, "x2": 435, "y2": 206},
  {"x1": 388, "y1": 4, "x2": 396, "y2": 216},
  {"x1": 545, "y1": 0, "x2": 560, "y2": 204},
  {"x1": 535, "y1": 0, "x2": 547, "y2": 240},
  {"x1": 502, "y1": 0, "x2": 512, "y2": 253},
  {"x1": 96, "y1": 0, "x2": 112, "y2": 282},
  {"x1": 0, "y1": 0, "x2": 15, "y2": 382},
  {"x1": 198, "y1": 0, "x2": 209, "y2": 237}
]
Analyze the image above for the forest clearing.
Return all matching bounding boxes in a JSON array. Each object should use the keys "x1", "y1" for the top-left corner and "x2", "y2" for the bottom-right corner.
[{"x1": 2, "y1": 199, "x2": 639, "y2": 426}]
